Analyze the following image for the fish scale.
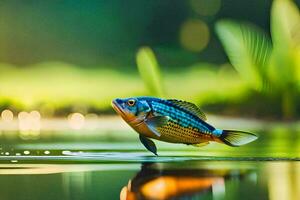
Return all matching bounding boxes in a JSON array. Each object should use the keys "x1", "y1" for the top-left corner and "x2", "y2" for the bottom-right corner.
[
  {"x1": 157, "y1": 122, "x2": 212, "y2": 144},
  {"x1": 151, "y1": 100, "x2": 214, "y2": 132},
  {"x1": 150, "y1": 100, "x2": 215, "y2": 143}
]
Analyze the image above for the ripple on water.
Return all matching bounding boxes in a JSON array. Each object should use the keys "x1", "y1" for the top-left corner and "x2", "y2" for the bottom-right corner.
[
  {"x1": 0, "y1": 151, "x2": 299, "y2": 163},
  {"x1": 60, "y1": 151, "x2": 300, "y2": 162}
]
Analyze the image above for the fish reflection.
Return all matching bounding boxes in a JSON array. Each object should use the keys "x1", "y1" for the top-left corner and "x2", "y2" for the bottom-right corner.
[{"x1": 120, "y1": 163, "x2": 249, "y2": 200}]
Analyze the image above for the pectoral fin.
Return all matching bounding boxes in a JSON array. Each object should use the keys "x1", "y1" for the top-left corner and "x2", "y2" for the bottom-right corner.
[
  {"x1": 139, "y1": 135, "x2": 158, "y2": 156},
  {"x1": 145, "y1": 116, "x2": 170, "y2": 137}
]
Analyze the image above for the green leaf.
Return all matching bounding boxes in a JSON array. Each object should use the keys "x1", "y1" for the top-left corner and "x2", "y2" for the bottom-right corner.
[
  {"x1": 269, "y1": 0, "x2": 300, "y2": 89},
  {"x1": 271, "y1": 0, "x2": 300, "y2": 48},
  {"x1": 136, "y1": 47, "x2": 164, "y2": 97},
  {"x1": 215, "y1": 20, "x2": 272, "y2": 91},
  {"x1": 270, "y1": 0, "x2": 300, "y2": 119},
  {"x1": 268, "y1": 48, "x2": 298, "y2": 89}
]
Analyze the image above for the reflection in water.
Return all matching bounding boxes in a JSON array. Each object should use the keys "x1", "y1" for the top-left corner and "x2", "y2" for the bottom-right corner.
[
  {"x1": 0, "y1": 162, "x2": 299, "y2": 199},
  {"x1": 120, "y1": 163, "x2": 251, "y2": 200},
  {"x1": 62, "y1": 171, "x2": 91, "y2": 200},
  {"x1": 267, "y1": 162, "x2": 300, "y2": 200}
]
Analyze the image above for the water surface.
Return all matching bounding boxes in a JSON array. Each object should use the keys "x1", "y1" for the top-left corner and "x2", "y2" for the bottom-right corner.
[{"x1": 0, "y1": 129, "x2": 299, "y2": 200}]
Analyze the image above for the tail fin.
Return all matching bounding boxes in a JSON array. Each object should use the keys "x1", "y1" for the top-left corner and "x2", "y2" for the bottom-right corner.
[{"x1": 219, "y1": 130, "x2": 258, "y2": 147}]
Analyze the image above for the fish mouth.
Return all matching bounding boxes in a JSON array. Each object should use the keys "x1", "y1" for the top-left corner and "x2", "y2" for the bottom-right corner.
[{"x1": 111, "y1": 99, "x2": 125, "y2": 116}]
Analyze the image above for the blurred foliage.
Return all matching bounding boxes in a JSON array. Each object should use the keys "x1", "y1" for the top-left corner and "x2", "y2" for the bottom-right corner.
[
  {"x1": 1, "y1": 0, "x2": 300, "y2": 120},
  {"x1": 0, "y1": 0, "x2": 275, "y2": 67},
  {"x1": 136, "y1": 47, "x2": 164, "y2": 97},
  {"x1": 0, "y1": 61, "x2": 246, "y2": 115},
  {"x1": 216, "y1": 0, "x2": 300, "y2": 119},
  {"x1": 0, "y1": 62, "x2": 145, "y2": 115},
  {"x1": 215, "y1": 21, "x2": 272, "y2": 91}
]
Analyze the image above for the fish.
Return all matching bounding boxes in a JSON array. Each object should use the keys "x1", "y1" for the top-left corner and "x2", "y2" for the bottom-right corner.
[{"x1": 112, "y1": 97, "x2": 258, "y2": 155}]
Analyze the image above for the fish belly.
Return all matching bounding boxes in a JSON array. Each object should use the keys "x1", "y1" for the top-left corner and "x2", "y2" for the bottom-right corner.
[{"x1": 157, "y1": 121, "x2": 213, "y2": 144}]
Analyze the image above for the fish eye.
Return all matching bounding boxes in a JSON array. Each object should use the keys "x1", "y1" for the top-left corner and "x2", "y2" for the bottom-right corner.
[{"x1": 127, "y1": 99, "x2": 136, "y2": 107}]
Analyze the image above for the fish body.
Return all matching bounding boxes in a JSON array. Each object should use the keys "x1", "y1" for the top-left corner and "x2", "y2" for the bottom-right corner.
[{"x1": 112, "y1": 97, "x2": 258, "y2": 155}]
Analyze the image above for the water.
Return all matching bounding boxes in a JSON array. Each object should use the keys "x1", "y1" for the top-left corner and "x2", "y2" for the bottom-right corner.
[{"x1": 0, "y1": 128, "x2": 299, "y2": 200}]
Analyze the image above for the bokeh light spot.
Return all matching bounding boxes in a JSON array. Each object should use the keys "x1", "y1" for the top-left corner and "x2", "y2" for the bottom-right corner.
[
  {"x1": 30, "y1": 110, "x2": 41, "y2": 120},
  {"x1": 68, "y1": 113, "x2": 85, "y2": 130},
  {"x1": 18, "y1": 111, "x2": 41, "y2": 139},
  {"x1": 180, "y1": 19, "x2": 210, "y2": 52},
  {"x1": 44, "y1": 150, "x2": 50, "y2": 155},
  {"x1": 1, "y1": 109, "x2": 14, "y2": 122},
  {"x1": 18, "y1": 111, "x2": 29, "y2": 121},
  {"x1": 190, "y1": 0, "x2": 221, "y2": 16},
  {"x1": 23, "y1": 150, "x2": 30, "y2": 155}
]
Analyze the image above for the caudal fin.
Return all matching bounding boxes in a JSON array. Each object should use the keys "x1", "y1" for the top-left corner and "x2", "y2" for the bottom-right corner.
[{"x1": 219, "y1": 130, "x2": 258, "y2": 146}]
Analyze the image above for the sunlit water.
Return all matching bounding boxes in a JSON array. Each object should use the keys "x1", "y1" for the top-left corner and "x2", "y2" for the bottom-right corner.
[{"x1": 0, "y1": 129, "x2": 299, "y2": 200}]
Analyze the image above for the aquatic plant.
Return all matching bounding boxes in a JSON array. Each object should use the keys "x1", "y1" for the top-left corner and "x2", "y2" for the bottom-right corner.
[{"x1": 216, "y1": 0, "x2": 300, "y2": 119}]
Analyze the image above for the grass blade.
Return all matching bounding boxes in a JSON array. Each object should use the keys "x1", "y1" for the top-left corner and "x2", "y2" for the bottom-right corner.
[{"x1": 136, "y1": 47, "x2": 164, "y2": 97}]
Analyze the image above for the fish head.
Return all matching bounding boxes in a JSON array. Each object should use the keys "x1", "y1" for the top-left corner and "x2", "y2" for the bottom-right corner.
[{"x1": 112, "y1": 97, "x2": 151, "y2": 125}]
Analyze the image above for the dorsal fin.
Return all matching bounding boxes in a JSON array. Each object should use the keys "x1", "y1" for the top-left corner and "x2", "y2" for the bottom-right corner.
[{"x1": 167, "y1": 99, "x2": 207, "y2": 121}]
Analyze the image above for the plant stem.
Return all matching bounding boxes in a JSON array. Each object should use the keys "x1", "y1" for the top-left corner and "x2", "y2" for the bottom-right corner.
[{"x1": 282, "y1": 90, "x2": 295, "y2": 120}]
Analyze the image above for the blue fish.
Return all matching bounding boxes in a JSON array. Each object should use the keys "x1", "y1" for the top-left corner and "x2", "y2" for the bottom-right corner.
[{"x1": 112, "y1": 97, "x2": 258, "y2": 155}]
